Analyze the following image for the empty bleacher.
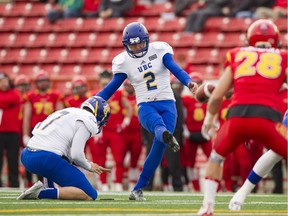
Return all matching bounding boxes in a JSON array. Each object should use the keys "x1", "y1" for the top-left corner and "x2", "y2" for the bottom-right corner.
[{"x1": 0, "y1": 1, "x2": 287, "y2": 86}]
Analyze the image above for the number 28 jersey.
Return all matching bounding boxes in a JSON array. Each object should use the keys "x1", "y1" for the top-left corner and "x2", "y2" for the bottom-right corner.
[
  {"x1": 112, "y1": 41, "x2": 175, "y2": 105},
  {"x1": 226, "y1": 46, "x2": 287, "y2": 110}
]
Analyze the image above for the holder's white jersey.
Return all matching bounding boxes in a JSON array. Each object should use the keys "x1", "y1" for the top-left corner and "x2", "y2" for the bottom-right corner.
[
  {"x1": 27, "y1": 108, "x2": 99, "y2": 170},
  {"x1": 112, "y1": 41, "x2": 175, "y2": 104}
]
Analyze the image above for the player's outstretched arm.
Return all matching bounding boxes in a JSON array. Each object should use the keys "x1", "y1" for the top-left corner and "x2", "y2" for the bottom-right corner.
[{"x1": 97, "y1": 73, "x2": 127, "y2": 100}]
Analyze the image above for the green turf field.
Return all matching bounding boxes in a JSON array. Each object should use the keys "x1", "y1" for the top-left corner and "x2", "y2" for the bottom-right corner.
[{"x1": 0, "y1": 189, "x2": 287, "y2": 215}]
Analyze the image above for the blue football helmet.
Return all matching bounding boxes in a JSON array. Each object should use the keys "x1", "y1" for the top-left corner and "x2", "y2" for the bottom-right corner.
[
  {"x1": 122, "y1": 22, "x2": 150, "y2": 58},
  {"x1": 81, "y1": 96, "x2": 111, "y2": 128}
]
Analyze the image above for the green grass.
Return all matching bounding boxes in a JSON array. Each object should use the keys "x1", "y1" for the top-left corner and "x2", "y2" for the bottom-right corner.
[{"x1": 0, "y1": 189, "x2": 287, "y2": 215}]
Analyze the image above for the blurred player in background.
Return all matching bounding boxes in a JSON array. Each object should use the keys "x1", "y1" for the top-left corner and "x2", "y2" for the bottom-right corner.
[
  {"x1": 92, "y1": 70, "x2": 133, "y2": 191},
  {"x1": 14, "y1": 75, "x2": 31, "y2": 187},
  {"x1": 160, "y1": 75, "x2": 184, "y2": 192},
  {"x1": 229, "y1": 110, "x2": 288, "y2": 210},
  {"x1": 122, "y1": 80, "x2": 143, "y2": 190},
  {"x1": 197, "y1": 19, "x2": 288, "y2": 215},
  {"x1": 182, "y1": 72, "x2": 212, "y2": 192},
  {"x1": 22, "y1": 70, "x2": 64, "y2": 187},
  {"x1": 0, "y1": 72, "x2": 21, "y2": 188},
  {"x1": 64, "y1": 75, "x2": 90, "y2": 108},
  {"x1": 96, "y1": 22, "x2": 198, "y2": 200},
  {"x1": 17, "y1": 96, "x2": 111, "y2": 200}
]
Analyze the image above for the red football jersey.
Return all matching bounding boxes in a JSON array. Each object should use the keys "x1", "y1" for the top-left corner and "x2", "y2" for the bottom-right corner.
[
  {"x1": 24, "y1": 89, "x2": 64, "y2": 128},
  {"x1": 182, "y1": 94, "x2": 207, "y2": 132},
  {"x1": 103, "y1": 90, "x2": 124, "y2": 130},
  {"x1": 226, "y1": 46, "x2": 287, "y2": 110},
  {"x1": 123, "y1": 91, "x2": 140, "y2": 132},
  {"x1": 64, "y1": 95, "x2": 88, "y2": 108},
  {"x1": 0, "y1": 88, "x2": 21, "y2": 132}
]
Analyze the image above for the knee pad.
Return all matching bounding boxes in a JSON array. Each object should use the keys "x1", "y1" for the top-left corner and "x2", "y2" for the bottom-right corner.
[{"x1": 209, "y1": 150, "x2": 224, "y2": 164}]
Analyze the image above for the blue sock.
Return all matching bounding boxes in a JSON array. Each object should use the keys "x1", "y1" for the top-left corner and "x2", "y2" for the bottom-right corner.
[
  {"x1": 154, "y1": 125, "x2": 167, "y2": 142},
  {"x1": 247, "y1": 170, "x2": 262, "y2": 185},
  {"x1": 38, "y1": 188, "x2": 58, "y2": 199},
  {"x1": 133, "y1": 140, "x2": 166, "y2": 190}
]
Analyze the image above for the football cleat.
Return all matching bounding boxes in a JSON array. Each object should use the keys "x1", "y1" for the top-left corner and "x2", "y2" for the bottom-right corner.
[
  {"x1": 229, "y1": 201, "x2": 243, "y2": 211},
  {"x1": 197, "y1": 203, "x2": 214, "y2": 216},
  {"x1": 162, "y1": 131, "x2": 180, "y2": 152},
  {"x1": 129, "y1": 189, "x2": 146, "y2": 201},
  {"x1": 17, "y1": 180, "x2": 44, "y2": 200}
]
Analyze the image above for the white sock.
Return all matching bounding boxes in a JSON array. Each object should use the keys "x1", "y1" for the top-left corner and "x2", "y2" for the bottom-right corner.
[{"x1": 203, "y1": 179, "x2": 219, "y2": 204}]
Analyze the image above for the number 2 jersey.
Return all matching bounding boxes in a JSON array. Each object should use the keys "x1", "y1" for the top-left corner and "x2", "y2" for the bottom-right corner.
[
  {"x1": 112, "y1": 41, "x2": 175, "y2": 104},
  {"x1": 27, "y1": 108, "x2": 99, "y2": 166},
  {"x1": 226, "y1": 46, "x2": 287, "y2": 110}
]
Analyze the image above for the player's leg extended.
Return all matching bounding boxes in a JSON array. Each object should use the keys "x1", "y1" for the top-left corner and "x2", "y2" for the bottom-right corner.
[
  {"x1": 197, "y1": 119, "x2": 245, "y2": 216},
  {"x1": 20, "y1": 148, "x2": 97, "y2": 200},
  {"x1": 132, "y1": 101, "x2": 177, "y2": 192},
  {"x1": 229, "y1": 150, "x2": 282, "y2": 210}
]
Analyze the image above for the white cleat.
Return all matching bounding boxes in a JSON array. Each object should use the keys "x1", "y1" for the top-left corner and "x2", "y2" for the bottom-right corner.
[
  {"x1": 197, "y1": 203, "x2": 214, "y2": 216},
  {"x1": 229, "y1": 200, "x2": 243, "y2": 211},
  {"x1": 129, "y1": 189, "x2": 146, "y2": 201},
  {"x1": 17, "y1": 180, "x2": 44, "y2": 200}
]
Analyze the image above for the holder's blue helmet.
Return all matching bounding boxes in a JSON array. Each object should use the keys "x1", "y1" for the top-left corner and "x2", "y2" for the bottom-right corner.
[
  {"x1": 81, "y1": 96, "x2": 110, "y2": 128},
  {"x1": 122, "y1": 22, "x2": 149, "y2": 58}
]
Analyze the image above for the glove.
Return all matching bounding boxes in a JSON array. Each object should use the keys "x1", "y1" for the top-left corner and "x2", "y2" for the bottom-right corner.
[
  {"x1": 117, "y1": 117, "x2": 131, "y2": 133},
  {"x1": 201, "y1": 112, "x2": 218, "y2": 140},
  {"x1": 23, "y1": 135, "x2": 31, "y2": 146}
]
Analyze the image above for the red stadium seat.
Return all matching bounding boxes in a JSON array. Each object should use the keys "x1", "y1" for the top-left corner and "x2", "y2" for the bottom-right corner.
[
  {"x1": 0, "y1": 33, "x2": 17, "y2": 48},
  {"x1": 31, "y1": 33, "x2": 56, "y2": 48},
  {"x1": 45, "y1": 48, "x2": 69, "y2": 63},
  {"x1": 0, "y1": 48, "x2": 27, "y2": 64},
  {"x1": 1, "y1": 2, "x2": 36, "y2": 17},
  {"x1": 144, "y1": 17, "x2": 186, "y2": 32},
  {"x1": 127, "y1": 2, "x2": 173, "y2": 17},
  {"x1": 0, "y1": 17, "x2": 25, "y2": 32},
  {"x1": 56, "y1": 18, "x2": 85, "y2": 32},
  {"x1": 22, "y1": 17, "x2": 55, "y2": 32},
  {"x1": 12, "y1": 33, "x2": 37, "y2": 48},
  {"x1": 205, "y1": 17, "x2": 254, "y2": 32},
  {"x1": 86, "y1": 48, "x2": 111, "y2": 64},
  {"x1": 23, "y1": 48, "x2": 48, "y2": 64},
  {"x1": 72, "y1": 32, "x2": 97, "y2": 47},
  {"x1": 65, "y1": 48, "x2": 90, "y2": 63}
]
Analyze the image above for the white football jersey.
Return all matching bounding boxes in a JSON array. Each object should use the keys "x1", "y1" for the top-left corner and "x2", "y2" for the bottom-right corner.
[
  {"x1": 112, "y1": 41, "x2": 175, "y2": 104},
  {"x1": 28, "y1": 107, "x2": 99, "y2": 160}
]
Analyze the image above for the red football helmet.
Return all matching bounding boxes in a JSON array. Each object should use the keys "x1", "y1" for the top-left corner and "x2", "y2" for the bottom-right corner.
[
  {"x1": 14, "y1": 74, "x2": 29, "y2": 85},
  {"x1": 34, "y1": 70, "x2": 50, "y2": 82},
  {"x1": 72, "y1": 75, "x2": 87, "y2": 88},
  {"x1": 246, "y1": 19, "x2": 280, "y2": 48}
]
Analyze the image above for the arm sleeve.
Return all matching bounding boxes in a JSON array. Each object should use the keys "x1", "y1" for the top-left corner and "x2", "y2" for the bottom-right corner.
[
  {"x1": 70, "y1": 121, "x2": 92, "y2": 171},
  {"x1": 163, "y1": 53, "x2": 192, "y2": 87},
  {"x1": 96, "y1": 73, "x2": 127, "y2": 100}
]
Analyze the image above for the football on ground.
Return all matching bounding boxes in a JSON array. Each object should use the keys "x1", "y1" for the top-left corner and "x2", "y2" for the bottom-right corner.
[{"x1": 195, "y1": 83, "x2": 215, "y2": 103}]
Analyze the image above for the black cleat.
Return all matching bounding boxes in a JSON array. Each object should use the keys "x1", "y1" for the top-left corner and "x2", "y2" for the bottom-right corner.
[{"x1": 162, "y1": 131, "x2": 180, "y2": 152}]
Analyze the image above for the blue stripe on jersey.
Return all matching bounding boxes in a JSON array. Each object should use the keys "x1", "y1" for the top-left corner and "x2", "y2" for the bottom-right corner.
[
  {"x1": 162, "y1": 53, "x2": 192, "y2": 86},
  {"x1": 96, "y1": 73, "x2": 127, "y2": 100}
]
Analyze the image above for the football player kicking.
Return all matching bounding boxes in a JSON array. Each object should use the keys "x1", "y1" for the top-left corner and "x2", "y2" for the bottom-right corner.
[
  {"x1": 197, "y1": 19, "x2": 288, "y2": 216},
  {"x1": 96, "y1": 22, "x2": 198, "y2": 200},
  {"x1": 229, "y1": 110, "x2": 288, "y2": 210},
  {"x1": 17, "y1": 96, "x2": 111, "y2": 201}
]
